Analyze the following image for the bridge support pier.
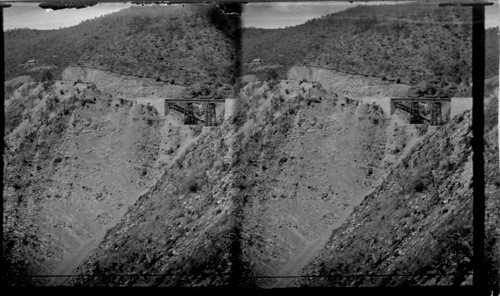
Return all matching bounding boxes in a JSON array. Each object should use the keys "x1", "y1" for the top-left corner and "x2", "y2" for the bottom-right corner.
[
  {"x1": 184, "y1": 102, "x2": 196, "y2": 125},
  {"x1": 204, "y1": 103, "x2": 217, "y2": 126},
  {"x1": 430, "y1": 102, "x2": 442, "y2": 126},
  {"x1": 409, "y1": 102, "x2": 422, "y2": 124}
]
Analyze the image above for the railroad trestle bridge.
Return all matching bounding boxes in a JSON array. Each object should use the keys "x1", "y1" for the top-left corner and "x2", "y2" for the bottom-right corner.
[
  {"x1": 164, "y1": 98, "x2": 227, "y2": 126},
  {"x1": 390, "y1": 97, "x2": 452, "y2": 125}
]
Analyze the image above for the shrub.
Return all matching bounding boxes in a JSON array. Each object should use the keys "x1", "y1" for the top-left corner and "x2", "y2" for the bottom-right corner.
[
  {"x1": 182, "y1": 171, "x2": 208, "y2": 194},
  {"x1": 187, "y1": 179, "x2": 199, "y2": 193},
  {"x1": 265, "y1": 68, "x2": 279, "y2": 82},
  {"x1": 414, "y1": 179, "x2": 425, "y2": 193},
  {"x1": 41, "y1": 70, "x2": 53, "y2": 82},
  {"x1": 407, "y1": 170, "x2": 434, "y2": 194}
]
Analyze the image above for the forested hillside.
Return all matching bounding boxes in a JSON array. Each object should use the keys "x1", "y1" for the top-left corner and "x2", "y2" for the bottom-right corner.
[
  {"x1": 242, "y1": 2, "x2": 499, "y2": 97},
  {"x1": 5, "y1": 4, "x2": 240, "y2": 98}
]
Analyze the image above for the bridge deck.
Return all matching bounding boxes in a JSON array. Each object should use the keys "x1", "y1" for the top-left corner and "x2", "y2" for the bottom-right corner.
[
  {"x1": 391, "y1": 97, "x2": 451, "y2": 103},
  {"x1": 165, "y1": 99, "x2": 226, "y2": 103}
]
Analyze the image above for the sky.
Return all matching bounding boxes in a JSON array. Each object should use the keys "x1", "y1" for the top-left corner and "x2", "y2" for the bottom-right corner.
[{"x1": 1, "y1": 1, "x2": 499, "y2": 31}]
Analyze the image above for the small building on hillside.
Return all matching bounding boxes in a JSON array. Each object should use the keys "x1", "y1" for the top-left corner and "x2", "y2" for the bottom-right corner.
[
  {"x1": 26, "y1": 59, "x2": 37, "y2": 65},
  {"x1": 251, "y1": 58, "x2": 262, "y2": 63}
]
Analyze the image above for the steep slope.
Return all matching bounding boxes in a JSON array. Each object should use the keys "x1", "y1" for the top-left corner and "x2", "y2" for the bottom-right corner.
[
  {"x1": 295, "y1": 93, "x2": 499, "y2": 288},
  {"x1": 220, "y1": 79, "x2": 429, "y2": 288},
  {"x1": 3, "y1": 78, "x2": 163, "y2": 284},
  {"x1": 233, "y1": 81, "x2": 389, "y2": 287},
  {"x1": 68, "y1": 120, "x2": 241, "y2": 286},
  {"x1": 5, "y1": 75, "x2": 433, "y2": 287},
  {"x1": 243, "y1": 2, "x2": 499, "y2": 97},
  {"x1": 56, "y1": 78, "x2": 405, "y2": 287}
]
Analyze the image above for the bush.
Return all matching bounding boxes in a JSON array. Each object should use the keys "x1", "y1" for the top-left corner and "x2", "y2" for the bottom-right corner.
[
  {"x1": 406, "y1": 170, "x2": 434, "y2": 195},
  {"x1": 265, "y1": 68, "x2": 279, "y2": 82},
  {"x1": 414, "y1": 179, "x2": 425, "y2": 193},
  {"x1": 41, "y1": 70, "x2": 53, "y2": 82},
  {"x1": 187, "y1": 180, "x2": 199, "y2": 193},
  {"x1": 182, "y1": 171, "x2": 208, "y2": 194}
]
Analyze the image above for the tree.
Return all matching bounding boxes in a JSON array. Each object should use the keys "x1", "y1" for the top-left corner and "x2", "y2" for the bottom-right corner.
[{"x1": 41, "y1": 70, "x2": 53, "y2": 82}]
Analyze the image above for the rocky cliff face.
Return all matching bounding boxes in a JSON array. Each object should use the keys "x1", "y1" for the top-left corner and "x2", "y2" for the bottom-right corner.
[
  {"x1": 69, "y1": 121, "x2": 240, "y2": 286},
  {"x1": 4, "y1": 75, "x2": 450, "y2": 287},
  {"x1": 295, "y1": 94, "x2": 499, "y2": 288},
  {"x1": 2, "y1": 76, "x2": 205, "y2": 285},
  {"x1": 232, "y1": 80, "x2": 389, "y2": 287},
  {"x1": 31, "y1": 77, "x2": 406, "y2": 287},
  {"x1": 62, "y1": 66, "x2": 186, "y2": 101},
  {"x1": 287, "y1": 65, "x2": 411, "y2": 98},
  {"x1": 3, "y1": 78, "x2": 163, "y2": 282},
  {"x1": 6, "y1": 73, "x2": 496, "y2": 288}
]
